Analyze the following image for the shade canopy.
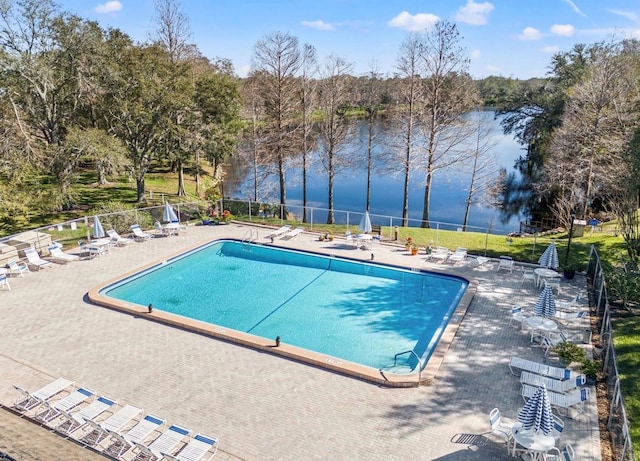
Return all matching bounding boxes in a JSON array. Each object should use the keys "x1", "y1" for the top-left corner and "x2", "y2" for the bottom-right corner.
[
  {"x1": 162, "y1": 202, "x2": 179, "y2": 223},
  {"x1": 359, "y1": 211, "x2": 372, "y2": 233},
  {"x1": 538, "y1": 242, "x2": 559, "y2": 270},
  {"x1": 517, "y1": 384, "x2": 554, "y2": 435},
  {"x1": 92, "y1": 216, "x2": 105, "y2": 239},
  {"x1": 534, "y1": 282, "x2": 557, "y2": 318}
]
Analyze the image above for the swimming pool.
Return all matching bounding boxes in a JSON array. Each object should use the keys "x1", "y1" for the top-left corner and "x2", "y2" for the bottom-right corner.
[{"x1": 90, "y1": 239, "x2": 473, "y2": 386}]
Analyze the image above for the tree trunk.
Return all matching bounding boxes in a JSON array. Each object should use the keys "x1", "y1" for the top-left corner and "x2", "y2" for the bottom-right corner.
[
  {"x1": 421, "y1": 164, "x2": 433, "y2": 228},
  {"x1": 177, "y1": 158, "x2": 186, "y2": 196},
  {"x1": 136, "y1": 177, "x2": 146, "y2": 203},
  {"x1": 366, "y1": 114, "x2": 373, "y2": 213},
  {"x1": 278, "y1": 154, "x2": 286, "y2": 219},
  {"x1": 327, "y1": 150, "x2": 335, "y2": 224}
]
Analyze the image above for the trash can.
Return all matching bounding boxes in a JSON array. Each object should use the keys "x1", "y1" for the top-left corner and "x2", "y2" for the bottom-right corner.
[
  {"x1": 571, "y1": 219, "x2": 586, "y2": 238},
  {"x1": 582, "y1": 329, "x2": 592, "y2": 344}
]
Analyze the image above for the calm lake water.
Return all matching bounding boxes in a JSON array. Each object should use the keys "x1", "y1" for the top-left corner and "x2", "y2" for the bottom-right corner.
[{"x1": 227, "y1": 111, "x2": 524, "y2": 235}]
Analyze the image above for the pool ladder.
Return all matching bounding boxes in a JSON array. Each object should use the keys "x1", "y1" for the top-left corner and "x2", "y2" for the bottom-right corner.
[
  {"x1": 241, "y1": 228, "x2": 258, "y2": 247},
  {"x1": 391, "y1": 350, "x2": 424, "y2": 386}
]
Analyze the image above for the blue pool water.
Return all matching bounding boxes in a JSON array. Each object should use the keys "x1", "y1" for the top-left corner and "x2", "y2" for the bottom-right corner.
[{"x1": 103, "y1": 241, "x2": 468, "y2": 371}]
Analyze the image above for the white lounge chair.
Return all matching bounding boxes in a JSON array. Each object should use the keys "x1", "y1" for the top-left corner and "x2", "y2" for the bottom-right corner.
[
  {"x1": 23, "y1": 247, "x2": 53, "y2": 270},
  {"x1": 47, "y1": 245, "x2": 80, "y2": 264},
  {"x1": 105, "y1": 414, "x2": 166, "y2": 459},
  {"x1": 12, "y1": 377, "x2": 74, "y2": 412},
  {"x1": 553, "y1": 311, "x2": 588, "y2": 323},
  {"x1": 6, "y1": 259, "x2": 29, "y2": 277},
  {"x1": 520, "y1": 371, "x2": 586, "y2": 394},
  {"x1": 281, "y1": 227, "x2": 304, "y2": 240},
  {"x1": 78, "y1": 240, "x2": 105, "y2": 259},
  {"x1": 265, "y1": 225, "x2": 291, "y2": 239},
  {"x1": 522, "y1": 384, "x2": 590, "y2": 414},
  {"x1": 496, "y1": 255, "x2": 514, "y2": 273},
  {"x1": 0, "y1": 273, "x2": 10, "y2": 291},
  {"x1": 447, "y1": 247, "x2": 467, "y2": 264},
  {"x1": 428, "y1": 246, "x2": 450, "y2": 263},
  {"x1": 508, "y1": 356, "x2": 576, "y2": 381},
  {"x1": 82, "y1": 404, "x2": 143, "y2": 446},
  {"x1": 35, "y1": 387, "x2": 94, "y2": 424},
  {"x1": 131, "y1": 224, "x2": 154, "y2": 241},
  {"x1": 162, "y1": 433, "x2": 219, "y2": 461},
  {"x1": 557, "y1": 294, "x2": 581, "y2": 311},
  {"x1": 131, "y1": 424, "x2": 191, "y2": 461},
  {"x1": 55, "y1": 395, "x2": 117, "y2": 436},
  {"x1": 107, "y1": 229, "x2": 135, "y2": 246}
]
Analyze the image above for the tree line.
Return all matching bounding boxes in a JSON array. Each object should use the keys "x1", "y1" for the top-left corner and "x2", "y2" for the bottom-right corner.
[{"x1": 1, "y1": 0, "x2": 639, "y2": 265}]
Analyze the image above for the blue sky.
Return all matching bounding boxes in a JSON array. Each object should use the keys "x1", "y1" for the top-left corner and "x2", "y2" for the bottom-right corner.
[{"x1": 57, "y1": 0, "x2": 640, "y2": 79}]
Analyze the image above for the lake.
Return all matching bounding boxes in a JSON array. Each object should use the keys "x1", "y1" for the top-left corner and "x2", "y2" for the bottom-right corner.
[{"x1": 226, "y1": 110, "x2": 525, "y2": 235}]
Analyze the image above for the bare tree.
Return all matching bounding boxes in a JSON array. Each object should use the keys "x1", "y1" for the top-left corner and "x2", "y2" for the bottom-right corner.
[
  {"x1": 361, "y1": 62, "x2": 385, "y2": 213},
  {"x1": 299, "y1": 43, "x2": 318, "y2": 222},
  {"x1": 417, "y1": 21, "x2": 477, "y2": 227},
  {"x1": 392, "y1": 34, "x2": 423, "y2": 226},
  {"x1": 151, "y1": 0, "x2": 192, "y2": 63},
  {"x1": 251, "y1": 32, "x2": 302, "y2": 217},
  {"x1": 460, "y1": 110, "x2": 500, "y2": 231},
  {"x1": 317, "y1": 55, "x2": 354, "y2": 224}
]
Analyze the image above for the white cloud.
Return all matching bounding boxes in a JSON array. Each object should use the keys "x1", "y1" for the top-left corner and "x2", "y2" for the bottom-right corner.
[
  {"x1": 551, "y1": 24, "x2": 575, "y2": 36},
  {"x1": 301, "y1": 20, "x2": 335, "y2": 31},
  {"x1": 454, "y1": 0, "x2": 494, "y2": 26},
  {"x1": 519, "y1": 27, "x2": 542, "y2": 40},
  {"x1": 95, "y1": 1, "x2": 122, "y2": 13},
  {"x1": 607, "y1": 9, "x2": 639, "y2": 22},
  {"x1": 388, "y1": 11, "x2": 439, "y2": 32},
  {"x1": 486, "y1": 64, "x2": 501, "y2": 73},
  {"x1": 471, "y1": 49, "x2": 481, "y2": 59},
  {"x1": 562, "y1": 0, "x2": 586, "y2": 17},
  {"x1": 541, "y1": 45, "x2": 560, "y2": 53}
]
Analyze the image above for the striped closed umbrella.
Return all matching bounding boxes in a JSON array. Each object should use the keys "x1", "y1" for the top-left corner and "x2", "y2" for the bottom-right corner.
[
  {"x1": 92, "y1": 216, "x2": 105, "y2": 239},
  {"x1": 538, "y1": 242, "x2": 559, "y2": 269},
  {"x1": 534, "y1": 282, "x2": 556, "y2": 318},
  {"x1": 162, "y1": 202, "x2": 179, "y2": 223},
  {"x1": 518, "y1": 384, "x2": 554, "y2": 435}
]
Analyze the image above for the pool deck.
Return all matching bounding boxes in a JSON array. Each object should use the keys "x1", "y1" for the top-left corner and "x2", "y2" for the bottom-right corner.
[{"x1": 0, "y1": 222, "x2": 601, "y2": 460}]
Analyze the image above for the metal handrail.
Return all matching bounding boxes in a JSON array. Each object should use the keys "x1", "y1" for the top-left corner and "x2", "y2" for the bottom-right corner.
[{"x1": 392, "y1": 350, "x2": 424, "y2": 386}]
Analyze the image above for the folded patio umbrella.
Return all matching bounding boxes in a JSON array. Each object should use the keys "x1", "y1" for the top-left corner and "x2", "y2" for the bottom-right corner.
[
  {"x1": 92, "y1": 216, "x2": 105, "y2": 239},
  {"x1": 533, "y1": 282, "x2": 556, "y2": 318},
  {"x1": 359, "y1": 211, "x2": 372, "y2": 234},
  {"x1": 162, "y1": 202, "x2": 179, "y2": 223},
  {"x1": 538, "y1": 242, "x2": 559, "y2": 270},
  {"x1": 517, "y1": 383, "x2": 553, "y2": 435}
]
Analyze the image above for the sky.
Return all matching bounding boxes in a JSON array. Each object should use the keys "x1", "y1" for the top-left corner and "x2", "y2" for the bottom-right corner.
[{"x1": 56, "y1": 0, "x2": 640, "y2": 79}]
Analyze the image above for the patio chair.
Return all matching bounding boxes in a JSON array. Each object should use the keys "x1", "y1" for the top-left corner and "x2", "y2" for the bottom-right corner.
[
  {"x1": 6, "y1": 259, "x2": 30, "y2": 277},
  {"x1": 541, "y1": 330, "x2": 570, "y2": 355},
  {"x1": 543, "y1": 443, "x2": 574, "y2": 461},
  {"x1": 509, "y1": 305, "x2": 529, "y2": 330},
  {"x1": 265, "y1": 225, "x2": 291, "y2": 239},
  {"x1": 131, "y1": 424, "x2": 191, "y2": 461},
  {"x1": 78, "y1": 240, "x2": 104, "y2": 259},
  {"x1": 281, "y1": 227, "x2": 304, "y2": 240},
  {"x1": 545, "y1": 277, "x2": 561, "y2": 295},
  {"x1": 107, "y1": 229, "x2": 135, "y2": 246},
  {"x1": 131, "y1": 224, "x2": 154, "y2": 241},
  {"x1": 508, "y1": 356, "x2": 576, "y2": 381},
  {"x1": 520, "y1": 371, "x2": 586, "y2": 394},
  {"x1": 81, "y1": 404, "x2": 143, "y2": 446},
  {"x1": 35, "y1": 387, "x2": 94, "y2": 425},
  {"x1": 23, "y1": 246, "x2": 53, "y2": 270},
  {"x1": 550, "y1": 415, "x2": 564, "y2": 443},
  {"x1": 0, "y1": 273, "x2": 10, "y2": 291},
  {"x1": 428, "y1": 246, "x2": 450, "y2": 263},
  {"x1": 489, "y1": 408, "x2": 513, "y2": 450},
  {"x1": 447, "y1": 248, "x2": 467, "y2": 265},
  {"x1": 47, "y1": 245, "x2": 80, "y2": 264},
  {"x1": 12, "y1": 377, "x2": 74, "y2": 412},
  {"x1": 557, "y1": 294, "x2": 581, "y2": 311},
  {"x1": 54, "y1": 395, "x2": 117, "y2": 436},
  {"x1": 522, "y1": 385, "x2": 590, "y2": 415},
  {"x1": 161, "y1": 433, "x2": 218, "y2": 461},
  {"x1": 553, "y1": 311, "x2": 588, "y2": 324},
  {"x1": 520, "y1": 269, "x2": 536, "y2": 285},
  {"x1": 345, "y1": 231, "x2": 356, "y2": 247},
  {"x1": 496, "y1": 256, "x2": 514, "y2": 273},
  {"x1": 105, "y1": 414, "x2": 166, "y2": 459}
]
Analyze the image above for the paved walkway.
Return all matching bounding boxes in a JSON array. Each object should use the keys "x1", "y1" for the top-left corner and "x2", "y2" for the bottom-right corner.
[{"x1": 0, "y1": 223, "x2": 601, "y2": 460}]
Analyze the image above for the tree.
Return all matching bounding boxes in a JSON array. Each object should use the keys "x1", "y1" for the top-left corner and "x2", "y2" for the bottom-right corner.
[
  {"x1": 392, "y1": 34, "x2": 423, "y2": 226},
  {"x1": 317, "y1": 55, "x2": 353, "y2": 224},
  {"x1": 299, "y1": 43, "x2": 317, "y2": 222},
  {"x1": 460, "y1": 111, "x2": 500, "y2": 231},
  {"x1": 251, "y1": 32, "x2": 302, "y2": 217},
  {"x1": 417, "y1": 21, "x2": 477, "y2": 227}
]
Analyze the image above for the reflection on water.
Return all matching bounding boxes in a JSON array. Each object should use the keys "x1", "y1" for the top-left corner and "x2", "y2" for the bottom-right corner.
[{"x1": 226, "y1": 111, "x2": 525, "y2": 234}]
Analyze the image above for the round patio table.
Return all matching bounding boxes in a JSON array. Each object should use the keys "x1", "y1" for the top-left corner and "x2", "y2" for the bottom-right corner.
[
  {"x1": 511, "y1": 424, "x2": 555, "y2": 460},
  {"x1": 526, "y1": 316, "x2": 558, "y2": 342},
  {"x1": 534, "y1": 267, "x2": 561, "y2": 287}
]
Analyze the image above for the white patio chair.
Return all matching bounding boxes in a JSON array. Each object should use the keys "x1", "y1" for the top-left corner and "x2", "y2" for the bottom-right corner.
[
  {"x1": 6, "y1": 259, "x2": 30, "y2": 277},
  {"x1": 0, "y1": 273, "x2": 10, "y2": 291},
  {"x1": 509, "y1": 305, "x2": 529, "y2": 330},
  {"x1": 520, "y1": 269, "x2": 536, "y2": 285},
  {"x1": 543, "y1": 443, "x2": 574, "y2": 461},
  {"x1": 23, "y1": 247, "x2": 53, "y2": 270},
  {"x1": 496, "y1": 256, "x2": 514, "y2": 273},
  {"x1": 448, "y1": 248, "x2": 467, "y2": 265},
  {"x1": 107, "y1": 229, "x2": 135, "y2": 246},
  {"x1": 131, "y1": 224, "x2": 154, "y2": 241},
  {"x1": 489, "y1": 408, "x2": 513, "y2": 451}
]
